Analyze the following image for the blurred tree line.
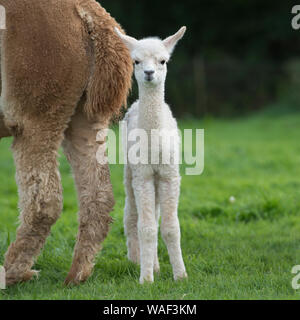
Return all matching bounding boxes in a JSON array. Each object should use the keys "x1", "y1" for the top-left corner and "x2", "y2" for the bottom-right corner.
[{"x1": 100, "y1": 0, "x2": 300, "y2": 117}]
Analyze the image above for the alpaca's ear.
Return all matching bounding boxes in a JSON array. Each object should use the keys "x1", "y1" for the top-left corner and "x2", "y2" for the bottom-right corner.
[
  {"x1": 163, "y1": 26, "x2": 186, "y2": 54},
  {"x1": 114, "y1": 27, "x2": 138, "y2": 52}
]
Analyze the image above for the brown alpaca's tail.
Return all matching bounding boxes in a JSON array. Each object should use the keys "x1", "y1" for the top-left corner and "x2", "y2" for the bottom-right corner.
[{"x1": 76, "y1": 0, "x2": 133, "y2": 121}]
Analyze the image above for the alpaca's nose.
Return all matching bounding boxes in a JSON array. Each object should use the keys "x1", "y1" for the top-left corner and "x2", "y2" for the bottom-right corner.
[{"x1": 144, "y1": 70, "x2": 155, "y2": 76}]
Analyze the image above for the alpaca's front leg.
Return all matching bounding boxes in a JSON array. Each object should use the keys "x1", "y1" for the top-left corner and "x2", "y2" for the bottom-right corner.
[
  {"x1": 132, "y1": 173, "x2": 157, "y2": 284},
  {"x1": 159, "y1": 176, "x2": 187, "y2": 280},
  {"x1": 124, "y1": 165, "x2": 140, "y2": 263},
  {"x1": 154, "y1": 181, "x2": 161, "y2": 273}
]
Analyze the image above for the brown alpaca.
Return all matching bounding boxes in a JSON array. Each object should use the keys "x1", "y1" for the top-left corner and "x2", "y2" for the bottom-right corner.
[{"x1": 0, "y1": 0, "x2": 132, "y2": 286}]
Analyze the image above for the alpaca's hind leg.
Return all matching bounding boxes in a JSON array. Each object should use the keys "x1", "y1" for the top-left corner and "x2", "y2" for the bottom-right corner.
[
  {"x1": 4, "y1": 115, "x2": 71, "y2": 286},
  {"x1": 62, "y1": 106, "x2": 114, "y2": 285},
  {"x1": 0, "y1": 111, "x2": 11, "y2": 139},
  {"x1": 124, "y1": 165, "x2": 140, "y2": 263},
  {"x1": 159, "y1": 176, "x2": 187, "y2": 281}
]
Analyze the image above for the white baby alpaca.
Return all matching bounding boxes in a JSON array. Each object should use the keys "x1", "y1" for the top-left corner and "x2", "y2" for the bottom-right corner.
[{"x1": 116, "y1": 26, "x2": 187, "y2": 284}]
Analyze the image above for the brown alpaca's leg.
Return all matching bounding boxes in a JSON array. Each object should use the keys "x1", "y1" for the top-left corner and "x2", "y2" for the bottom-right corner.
[
  {"x1": 62, "y1": 106, "x2": 114, "y2": 285},
  {"x1": 0, "y1": 111, "x2": 11, "y2": 139},
  {"x1": 4, "y1": 116, "x2": 72, "y2": 286}
]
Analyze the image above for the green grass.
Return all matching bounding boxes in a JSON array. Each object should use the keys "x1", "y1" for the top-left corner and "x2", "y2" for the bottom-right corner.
[{"x1": 1, "y1": 109, "x2": 300, "y2": 300}]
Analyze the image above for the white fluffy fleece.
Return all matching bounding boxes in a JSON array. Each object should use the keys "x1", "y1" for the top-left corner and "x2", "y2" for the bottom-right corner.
[{"x1": 116, "y1": 27, "x2": 188, "y2": 284}]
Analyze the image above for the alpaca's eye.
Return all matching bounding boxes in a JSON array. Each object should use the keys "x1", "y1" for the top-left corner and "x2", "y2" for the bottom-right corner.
[
  {"x1": 160, "y1": 60, "x2": 166, "y2": 65},
  {"x1": 135, "y1": 60, "x2": 140, "y2": 65}
]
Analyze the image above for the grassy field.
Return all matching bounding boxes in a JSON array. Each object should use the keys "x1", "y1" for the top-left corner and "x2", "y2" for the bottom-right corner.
[{"x1": 1, "y1": 109, "x2": 300, "y2": 300}]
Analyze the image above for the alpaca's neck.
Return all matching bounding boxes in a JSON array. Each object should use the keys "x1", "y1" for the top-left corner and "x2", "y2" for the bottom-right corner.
[{"x1": 137, "y1": 83, "x2": 166, "y2": 130}]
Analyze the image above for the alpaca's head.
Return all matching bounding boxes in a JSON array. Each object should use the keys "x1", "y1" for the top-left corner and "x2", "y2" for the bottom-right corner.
[{"x1": 115, "y1": 27, "x2": 186, "y2": 88}]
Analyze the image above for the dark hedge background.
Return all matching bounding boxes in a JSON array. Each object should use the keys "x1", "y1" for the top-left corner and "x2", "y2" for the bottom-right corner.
[{"x1": 99, "y1": 0, "x2": 300, "y2": 118}]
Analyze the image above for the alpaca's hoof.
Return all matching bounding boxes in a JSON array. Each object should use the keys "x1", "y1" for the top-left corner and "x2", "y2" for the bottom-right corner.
[
  {"x1": 5, "y1": 269, "x2": 39, "y2": 286},
  {"x1": 64, "y1": 271, "x2": 90, "y2": 286},
  {"x1": 174, "y1": 271, "x2": 188, "y2": 281},
  {"x1": 64, "y1": 263, "x2": 93, "y2": 286},
  {"x1": 139, "y1": 274, "x2": 154, "y2": 284}
]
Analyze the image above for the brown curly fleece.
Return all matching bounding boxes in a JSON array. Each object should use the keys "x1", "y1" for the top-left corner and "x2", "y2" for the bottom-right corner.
[{"x1": 0, "y1": 0, "x2": 133, "y2": 286}]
